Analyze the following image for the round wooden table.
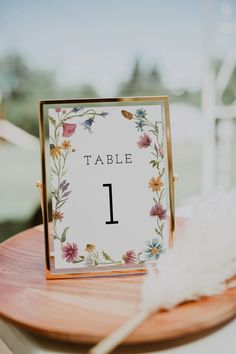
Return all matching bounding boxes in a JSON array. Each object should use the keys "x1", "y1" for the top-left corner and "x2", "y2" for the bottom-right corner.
[{"x1": 0, "y1": 222, "x2": 236, "y2": 348}]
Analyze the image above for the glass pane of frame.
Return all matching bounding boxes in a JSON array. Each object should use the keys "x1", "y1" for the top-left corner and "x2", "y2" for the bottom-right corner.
[{"x1": 39, "y1": 97, "x2": 174, "y2": 279}]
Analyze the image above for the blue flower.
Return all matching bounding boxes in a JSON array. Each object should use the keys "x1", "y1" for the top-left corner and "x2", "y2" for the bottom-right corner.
[
  {"x1": 101, "y1": 111, "x2": 109, "y2": 118},
  {"x1": 135, "y1": 119, "x2": 145, "y2": 132},
  {"x1": 82, "y1": 118, "x2": 94, "y2": 131},
  {"x1": 144, "y1": 238, "x2": 165, "y2": 260},
  {"x1": 135, "y1": 108, "x2": 147, "y2": 119}
]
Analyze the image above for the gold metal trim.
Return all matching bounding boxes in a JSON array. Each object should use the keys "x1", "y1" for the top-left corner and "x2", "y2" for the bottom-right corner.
[{"x1": 39, "y1": 96, "x2": 175, "y2": 279}]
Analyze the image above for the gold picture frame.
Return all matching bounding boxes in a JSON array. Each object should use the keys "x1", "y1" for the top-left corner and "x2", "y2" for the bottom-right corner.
[{"x1": 39, "y1": 96, "x2": 175, "y2": 279}]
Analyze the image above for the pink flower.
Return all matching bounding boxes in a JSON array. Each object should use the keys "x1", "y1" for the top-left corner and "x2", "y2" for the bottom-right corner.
[
  {"x1": 150, "y1": 203, "x2": 167, "y2": 220},
  {"x1": 61, "y1": 242, "x2": 78, "y2": 262},
  {"x1": 62, "y1": 109, "x2": 67, "y2": 114},
  {"x1": 159, "y1": 146, "x2": 164, "y2": 158},
  {"x1": 137, "y1": 133, "x2": 152, "y2": 148},
  {"x1": 55, "y1": 107, "x2": 61, "y2": 113},
  {"x1": 62, "y1": 123, "x2": 77, "y2": 137},
  {"x1": 122, "y1": 250, "x2": 137, "y2": 264}
]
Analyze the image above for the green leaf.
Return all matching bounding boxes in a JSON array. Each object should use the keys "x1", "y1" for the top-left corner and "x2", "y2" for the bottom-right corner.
[
  {"x1": 155, "y1": 228, "x2": 161, "y2": 236},
  {"x1": 61, "y1": 226, "x2": 70, "y2": 243},
  {"x1": 102, "y1": 250, "x2": 111, "y2": 261},
  {"x1": 72, "y1": 258, "x2": 84, "y2": 264},
  {"x1": 49, "y1": 116, "x2": 56, "y2": 126},
  {"x1": 153, "y1": 197, "x2": 157, "y2": 203}
]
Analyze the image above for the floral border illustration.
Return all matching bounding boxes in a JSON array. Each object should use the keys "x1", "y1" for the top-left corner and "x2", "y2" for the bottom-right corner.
[{"x1": 49, "y1": 106, "x2": 166, "y2": 267}]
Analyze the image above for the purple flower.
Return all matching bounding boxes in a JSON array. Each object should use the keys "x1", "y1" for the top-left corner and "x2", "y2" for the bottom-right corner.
[
  {"x1": 150, "y1": 203, "x2": 167, "y2": 220},
  {"x1": 63, "y1": 123, "x2": 77, "y2": 137},
  {"x1": 55, "y1": 107, "x2": 61, "y2": 113},
  {"x1": 122, "y1": 250, "x2": 137, "y2": 264},
  {"x1": 61, "y1": 182, "x2": 69, "y2": 193},
  {"x1": 62, "y1": 191, "x2": 71, "y2": 198},
  {"x1": 137, "y1": 133, "x2": 152, "y2": 149},
  {"x1": 60, "y1": 180, "x2": 66, "y2": 190},
  {"x1": 61, "y1": 242, "x2": 78, "y2": 262},
  {"x1": 82, "y1": 118, "x2": 94, "y2": 131}
]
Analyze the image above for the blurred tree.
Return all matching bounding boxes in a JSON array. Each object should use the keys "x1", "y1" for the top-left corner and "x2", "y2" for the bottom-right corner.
[
  {"x1": 118, "y1": 58, "x2": 200, "y2": 105},
  {"x1": 118, "y1": 58, "x2": 167, "y2": 96},
  {"x1": 0, "y1": 53, "x2": 56, "y2": 136},
  {"x1": 78, "y1": 84, "x2": 98, "y2": 98},
  {"x1": 0, "y1": 54, "x2": 29, "y2": 99},
  {"x1": 0, "y1": 54, "x2": 97, "y2": 138}
]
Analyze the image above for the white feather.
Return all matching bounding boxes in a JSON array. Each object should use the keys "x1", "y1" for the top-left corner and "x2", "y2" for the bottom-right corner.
[{"x1": 142, "y1": 190, "x2": 236, "y2": 313}]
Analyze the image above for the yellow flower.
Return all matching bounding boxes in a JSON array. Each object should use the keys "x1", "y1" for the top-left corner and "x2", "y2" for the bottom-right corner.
[
  {"x1": 148, "y1": 176, "x2": 164, "y2": 192},
  {"x1": 50, "y1": 144, "x2": 61, "y2": 159},
  {"x1": 85, "y1": 244, "x2": 96, "y2": 253},
  {"x1": 61, "y1": 140, "x2": 71, "y2": 150}
]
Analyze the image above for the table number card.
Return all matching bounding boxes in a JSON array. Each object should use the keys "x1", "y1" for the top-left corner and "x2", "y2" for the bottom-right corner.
[{"x1": 39, "y1": 97, "x2": 174, "y2": 278}]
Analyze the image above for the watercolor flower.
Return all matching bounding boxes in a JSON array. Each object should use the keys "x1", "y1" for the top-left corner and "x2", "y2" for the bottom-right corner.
[
  {"x1": 135, "y1": 119, "x2": 145, "y2": 132},
  {"x1": 150, "y1": 203, "x2": 167, "y2": 220},
  {"x1": 122, "y1": 250, "x2": 137, "y2": 264},
  {"x1": 135, "y1": 108, "x2": 147, "y2": 119},
  {"x1": 159, "y1": 146, "x2": 164, "y2": 158},
  {"x1": 61, "y1": 140, "x2": 71, "y2": 150},
  {"x1": 85, "y1": 244, "x2": 96, "y2": 253},
  {"x1": 52, "y1": 210, "x2": 64, "y2": 221},
  {"x1": 82, "y1": 118, "x2": 94, "y2": 131},
  {"x1": 121, "y1": 110, "x2": 133, "y2": 120},
  {"x1": 148, "y1": 176, "x2": 164, "y2": 192},
  {"x1": 62, "y1": 109, "x2": 67, "y2": 115},
  {"x1": 137, "y1": 133, "x2": 152, "y2": 148},
  {"x1": 62, "y1": 123, "x2": 77, "y2": 137},
  {"x1": 55, "y1": 107, "x2": 61, "y2": 113},
  {"x1": 144, "y1": 238, "x2": 165, "y2": 260},
  {"x1": 61, "y1": 242, "x2": 79, "y2": 262},
  {"x1": 60, "y1": 181, "x2": 69, "y2": 192},
  {"x1": 50, "y1": 144, "x2": 61, "y2": 159}
]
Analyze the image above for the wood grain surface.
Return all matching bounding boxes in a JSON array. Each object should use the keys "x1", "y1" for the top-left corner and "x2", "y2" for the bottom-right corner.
[{"x1": 0, "y1": 220, "x2": 236, "y2": 345}]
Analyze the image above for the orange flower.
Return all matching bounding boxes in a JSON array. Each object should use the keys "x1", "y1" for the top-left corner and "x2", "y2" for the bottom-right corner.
[
  {"x1": 50, "y1": 144, "x2": 61, "y2": 159},
  {"x1": 148, "y1": 176, "x2": 164, "y2": 192},
  {"x1": 85, "y1": 244, "x2": 96, "y2": 253},
  {"x1": 61, "y1": 140, "x2": 71, "y2": 150},
  {"x1": 52, "y1": 210, "x2": 64, "y2": 221},
  {"x1": 121, "y1": 110, "x2": 133, "y2": 120}
]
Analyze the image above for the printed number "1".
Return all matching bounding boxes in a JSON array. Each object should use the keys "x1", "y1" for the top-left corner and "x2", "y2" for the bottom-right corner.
[{"x1": 103, "y1": 184, "x2": 119, "y2": 224}]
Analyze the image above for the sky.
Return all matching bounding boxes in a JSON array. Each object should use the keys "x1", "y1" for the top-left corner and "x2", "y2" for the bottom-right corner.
[{"x1": 0, "y1": 0, "x2": 235, "y2": 95}]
